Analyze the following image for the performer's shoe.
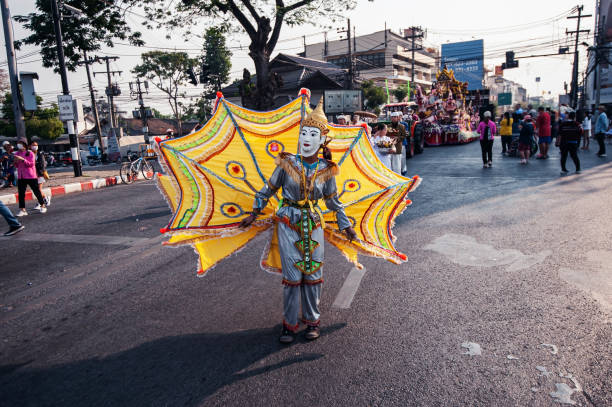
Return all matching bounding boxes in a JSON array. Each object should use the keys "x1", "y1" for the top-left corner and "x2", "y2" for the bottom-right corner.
[
  {"x1": 279, "y1": 328, "x2": 295, "y2": 344},
  {"x1": 304, "y1": 325, "x2": 320, "y2": 341}
]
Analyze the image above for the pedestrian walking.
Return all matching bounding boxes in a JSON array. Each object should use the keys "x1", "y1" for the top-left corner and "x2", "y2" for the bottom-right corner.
[
  {"x1": 518, "y1": 115, "x2": 535, "y2": 164},
  {"x1": 14, "y1": 138, "x2": 47, "y2": 217},
  {"x1": 30, "y1": 141, "x2": 51, "y2": 208},
  {"x1": 535, "y1": 106, "x2": 551, "y2": 159},
  {"x1": 556, "y1": 111, "x2": 581, "y2": 175},
  {"x1": 1, "y1": 142, "x2": 16, "y2": 188},
  {"x1": 499, "y1": 111, "x2": 513, "y2": 155},
  {"x1": 388, "y1": 111, "x2": 407, "y2": 174},
  {"x1": 582, "y1": 111, "x2": 592, "y2": 150},
  {"x1": 551, "y1": 111, "x2": 559, "y2": 145},
  {"x1": 477, "y1": 111, "x2": 496, "y2": 168},
  {"x1": 594, "y1": 105, "x2": 608, "y2": 157},
  {"x1": 0, "y1": 200, "x2": 24, "y2": 236}
]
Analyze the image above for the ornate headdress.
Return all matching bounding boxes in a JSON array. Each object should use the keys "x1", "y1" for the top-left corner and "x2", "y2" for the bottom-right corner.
[{"x1": 302, "y1": 98, "x2": 330, "y2": 135}]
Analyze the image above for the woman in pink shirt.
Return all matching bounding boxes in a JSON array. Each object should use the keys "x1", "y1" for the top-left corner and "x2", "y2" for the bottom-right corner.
[
  {"x1": 14, "y1": 138, "x2": 47, "y2": 216},
  {"x1": 477, "y1": 111, "x2": 497, "y2": 168}
]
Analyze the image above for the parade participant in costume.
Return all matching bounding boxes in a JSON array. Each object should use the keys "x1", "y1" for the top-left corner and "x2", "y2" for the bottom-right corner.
[
  {"x1": 239, "y1": 100, "x2": 357, "y2": 343},
  {"x1": 388, "y1": 112, "x2": 407, "y2": 174},
  {"x1": 156, "y1": 89, "x2": 420, "y2": 345},
  {"x1": 371, "y1": 123, "x2": 393, "y2": 168}
]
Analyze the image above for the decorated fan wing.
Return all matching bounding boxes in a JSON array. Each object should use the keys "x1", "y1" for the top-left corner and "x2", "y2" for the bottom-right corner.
[
  {"x1": 157, "y1": 89, "x2": 420, "y2": 275},
  {"x1": 157, "y1": 94, "x2": 307, "y2": 274},
  {"x1": 320, "y1": 124, "x2": 421, "y2": 267}
]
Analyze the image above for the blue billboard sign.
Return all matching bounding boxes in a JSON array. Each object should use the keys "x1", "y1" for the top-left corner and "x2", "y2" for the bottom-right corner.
[{"x1": 441, "y1": 39, "x2": 484, "y2": 91}]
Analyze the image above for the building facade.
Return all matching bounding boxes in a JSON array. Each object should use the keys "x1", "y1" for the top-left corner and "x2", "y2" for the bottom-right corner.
[
  {"x1": 304, "y1": 29, "x2": 438, "y2": 95},
  {"x1": 484, "y1": 75, "x2": 528, "y2": 112}
]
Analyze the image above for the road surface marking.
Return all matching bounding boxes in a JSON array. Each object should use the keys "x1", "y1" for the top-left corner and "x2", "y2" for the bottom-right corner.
[
  {"x1": 332, "y1": 267, "x2": 366, "y2": 309},
  {"x1": 5, "y1": 232, "x2": 150, "y2": 246},
  {"x1": 424, "y1": 233, "x2": 551, "y2": 271},
  {"x1": 461, "y1": 342, "x2": 481, "y2": 356},
  {"x1": 558, "y1": 250, "x2": 612, "y2": 317}
]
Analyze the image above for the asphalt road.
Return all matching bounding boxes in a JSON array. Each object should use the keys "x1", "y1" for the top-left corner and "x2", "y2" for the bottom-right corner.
[{"x1": 1, "y1": 140, "x2": 611, "y2": 406}]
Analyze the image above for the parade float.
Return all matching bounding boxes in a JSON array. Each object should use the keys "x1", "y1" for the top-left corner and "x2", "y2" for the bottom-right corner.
[{"x1": 414, "y1": 67, "x2": 480, "y2": 146}]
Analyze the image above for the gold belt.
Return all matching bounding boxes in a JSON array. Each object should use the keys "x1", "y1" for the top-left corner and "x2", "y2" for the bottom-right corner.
[{"x1": 282, "y1": 199, "x2": 326, "y2": 229}]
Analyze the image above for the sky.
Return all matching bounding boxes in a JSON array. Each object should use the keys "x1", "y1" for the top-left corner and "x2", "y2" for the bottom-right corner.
[{"x1": 3, "y1": 0, "x2": 597, "y2": 115}]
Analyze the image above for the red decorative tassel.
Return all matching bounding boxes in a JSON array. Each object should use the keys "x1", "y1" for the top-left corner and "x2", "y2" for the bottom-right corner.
[
  {"x1": 399, "y1": 253, "x2": 407, "y2": 261},
  {"x1": 155, "y1": 137, "x2": 162, "y2": 143},
  {"x1": 216, "y1": 91, "x2": 223, "y2": 98},
  {"x1": 160, "y1": 227, "x2": 168, "y2": 234}
]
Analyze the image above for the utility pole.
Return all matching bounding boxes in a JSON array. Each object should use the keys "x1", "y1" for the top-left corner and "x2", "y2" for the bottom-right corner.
[
  {"x1": 384, "y1": 22, "x2": 387, "y2": 47},
  {"x1": 94, "y1": 56, "x2": 121, "y2": 128},
  {"x1": 337, "y1": 19, "x2": 353, "y2": 89},
  {"x1": 324, "y1": 32, "x2": 328, "y2": 56},
  {"x1": 303, "y1": 35, "x2": 306, "y2": 57},
  {"x1": 78, "y1": 51, "x2": 104, "y2": 154},
  {"x1": 50, "y1": 0, "x2": 82, "y2": 176},
  {"x1": 1, "y1": 0, "x2": 26, "y2": 140},
  {"x1": 407, "y1": 26, "x2": 424, "y2": 100},
  {"x1": 595, "y1": 11, "x2": 605, "y2": 110},
  {"x1": 347, "y1": 19, "x2": 352, "y2": 89},
  {"x1": 129, "y1": 78, "x2": 149, "y2": 143},
  {"x1": 567, "y1": 5, "x2": 591, "y2": 109}
]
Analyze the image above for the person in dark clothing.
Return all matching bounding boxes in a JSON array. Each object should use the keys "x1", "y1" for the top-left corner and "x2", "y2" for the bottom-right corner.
[
  {"x1": 1, "y1": 142, "x2": 16, "y2": 188},
  {"x1": 556, "y1": 111, "x2": 582, "y2": 175},
  {"x1": 518, "y1": 115, "x2": 535, "y2": 164},
  {"x1": 550, "y1": 111, "x2": 559, "y2": 143},
  {"x1": 30, "y1": 141, "x2": 51, "y2": 207}
]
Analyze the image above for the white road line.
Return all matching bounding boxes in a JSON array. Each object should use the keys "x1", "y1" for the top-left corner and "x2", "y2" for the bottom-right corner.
[
  {"x1": 4, "y1": 232, "x2": 150, "y2": 246},
  {"x1": 332, "y1": 267, "x2": 366, "y2": 309}
]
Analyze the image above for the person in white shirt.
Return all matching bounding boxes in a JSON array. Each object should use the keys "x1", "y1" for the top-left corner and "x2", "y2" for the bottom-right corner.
[
  {"x1": 582, "y1": 112, "x2": 592, "y2": 150},
  {"x1": 370, "y1": 123, "x2": 393, "y2": 168}
]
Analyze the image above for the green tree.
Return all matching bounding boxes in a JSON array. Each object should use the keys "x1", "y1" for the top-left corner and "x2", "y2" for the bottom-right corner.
[
  {"x1": 361, "y1": 80, "x2": 385, "y2": 112},
  {"x1": 151, "y1": 108, "x2": 172, "y2": 119},
  {"x1": 201, "y1": 27, "x2": 232, "y2": 93},
  {"x1": 183, "y1": 96, "x2": 213, "y2": 123},
  {"x1": 134, "y1": 0, "x2": 364, "y2": 110},
  {"x1": 15, "y1": 1, "x2": 143, "y2": 72},
  {"x1": 132, "y1": 51, "x2": 198, "y2": 136},
  {"x1": 0, "y1": 93, "x2": 63, "y2": 141},
  {"x1": 392, "y1": 87, "x2": 408, "y2": 103}
]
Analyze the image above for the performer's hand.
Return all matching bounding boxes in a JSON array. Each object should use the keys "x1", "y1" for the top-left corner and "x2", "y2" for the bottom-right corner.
[
  {"x1": 344, "y1": 226, "x2": 357, "y2": 242},
  {"x1": 239, "y1": 213, "x2": 256, "y2": 228}
]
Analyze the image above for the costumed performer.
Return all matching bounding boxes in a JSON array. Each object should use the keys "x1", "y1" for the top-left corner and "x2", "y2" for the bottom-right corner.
[{"x1": 239, "y1": 99, "x2": 357, "y2": 344}]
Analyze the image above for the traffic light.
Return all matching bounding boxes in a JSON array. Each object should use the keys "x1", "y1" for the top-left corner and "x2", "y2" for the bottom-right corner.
[
  {"x1": 186, "y1": 67, "x2": 198, "y2": 86},
  {"x1": 502, "y1": 51, "x2": 519, "y2": 70}
]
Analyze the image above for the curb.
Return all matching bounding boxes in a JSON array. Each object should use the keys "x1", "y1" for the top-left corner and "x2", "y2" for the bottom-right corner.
[{"x1": 0, "y1": 175, "x2": 143, "y2": 205}]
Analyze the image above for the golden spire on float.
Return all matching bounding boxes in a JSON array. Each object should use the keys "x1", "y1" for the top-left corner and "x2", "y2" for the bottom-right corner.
[{"x1": 302, "y1": 98, "x2": 330, "y2": 135}]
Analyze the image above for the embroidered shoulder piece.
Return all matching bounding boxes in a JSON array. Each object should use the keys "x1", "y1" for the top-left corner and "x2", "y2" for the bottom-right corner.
[
  {"x1": 275, "y1": 152, "x2": 301, "y2": 184},
  {"x1": 315, "y1": 160, "x2": 339, "y2": 184},
  {"x1": 274, "y1": 153, "x2": 339, "y2": 185}
]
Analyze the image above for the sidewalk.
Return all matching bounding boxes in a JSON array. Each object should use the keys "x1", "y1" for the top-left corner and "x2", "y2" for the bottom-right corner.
[{"x1": 0, "y1": 163, "x2": 136, "y2": 205}]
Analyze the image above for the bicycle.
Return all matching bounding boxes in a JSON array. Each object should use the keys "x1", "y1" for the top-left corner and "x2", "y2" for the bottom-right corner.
[{"x1": 120, "y1": 151, "x2": 156, "y2": 184}]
